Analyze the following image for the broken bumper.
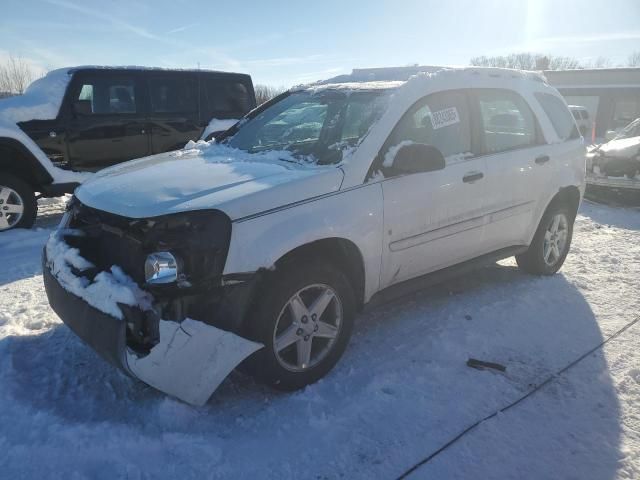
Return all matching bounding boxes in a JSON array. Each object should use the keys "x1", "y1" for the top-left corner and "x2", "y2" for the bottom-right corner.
[
  {"x1": 43, "y1": 253, "x2": 129, "y2": 370},
  {"x1": 42, "y1": 244, "x2": 262, "y2": 406}
]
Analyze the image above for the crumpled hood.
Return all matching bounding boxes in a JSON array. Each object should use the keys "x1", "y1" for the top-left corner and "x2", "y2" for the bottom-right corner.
[
  {"x1": 599, "y1": 136, "x2": 640, "y2": 158},
  {"x1": 75, "y1": 144, "x2": 344, "y2": 220}
]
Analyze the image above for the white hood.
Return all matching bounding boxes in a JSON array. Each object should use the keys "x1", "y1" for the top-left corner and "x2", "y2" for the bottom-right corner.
[
  {"x1": 599, "y1": 136, "x2": 640, "y2": 158},
  {"x1": 75, "y1": 144, "x2": 344, "y2": 220}
]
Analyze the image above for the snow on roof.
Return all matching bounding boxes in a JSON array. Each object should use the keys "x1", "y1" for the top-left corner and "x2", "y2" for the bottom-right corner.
[
  {"x1": 63, "y1": 65, "x2": 248, "y2": 75},
  {"x1": 320, "y1": 65, "x2": 547, "y2": 86},
  {"x1": 295, "y1": 80, "x2": 405, "y2": 94},
  {"x1": 0, "y1": 68, "x2": 72, "y2": 123}
]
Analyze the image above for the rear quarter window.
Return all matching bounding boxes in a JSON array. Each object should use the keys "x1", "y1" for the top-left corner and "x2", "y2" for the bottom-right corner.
[{"x1": 535, "y1": 92, "x2": 580, "y2": 141}]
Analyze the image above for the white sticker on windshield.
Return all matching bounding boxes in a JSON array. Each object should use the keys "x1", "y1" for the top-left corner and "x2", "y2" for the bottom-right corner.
[{"x1": 430, "y1": 107, "x2": 460, "y2": 130}]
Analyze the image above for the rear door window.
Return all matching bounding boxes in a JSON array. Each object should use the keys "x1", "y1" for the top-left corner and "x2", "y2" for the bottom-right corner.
[
  {"x1": 148, "y1": 75, "x2": 197, "y2": 114},
  {"x1": 535, "y1": 92, "x2": 580, "y2": 141},
  {"x1": 75, "y1": 76, "x2": 138, "y2": 114},
  {"x1": 476, "y1": 89, "x2": 539, "y2": 153}
]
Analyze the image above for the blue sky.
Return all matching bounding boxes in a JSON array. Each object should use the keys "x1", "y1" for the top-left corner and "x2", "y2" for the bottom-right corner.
[{"x1": 1, "y1": 0, "x2": 639, "y2": 86}]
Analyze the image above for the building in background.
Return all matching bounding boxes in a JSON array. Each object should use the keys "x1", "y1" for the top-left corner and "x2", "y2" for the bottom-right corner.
[{"x1": 545, "y1": 68, "x2": 640, "y2": 144}]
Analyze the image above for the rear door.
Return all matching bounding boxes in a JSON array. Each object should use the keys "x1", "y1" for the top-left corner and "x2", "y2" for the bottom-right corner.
[
  {"x1": 378, "y1": 89, "x2": 490, "y2": 287},
  {"x1": 147, "y1": 73, "x2": 200, "y2": 153},
  {"x1": 473, "y1": 89, "x2": 550, "y2": 249},
  {"x1": 66, "y1": 72, "x2": 150, "y2": 170}
]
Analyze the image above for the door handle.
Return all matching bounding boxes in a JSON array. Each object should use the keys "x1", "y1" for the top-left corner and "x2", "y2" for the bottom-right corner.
[
  {"x1": 535, "y1": 155, "x2": 550, "y2": 165},
  {"x1": 463, "y1": 172, "x2": 484, "y2": 183}
]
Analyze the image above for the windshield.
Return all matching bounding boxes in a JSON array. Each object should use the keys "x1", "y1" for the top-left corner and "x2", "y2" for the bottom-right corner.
[
  {"x1": 614, "y1": 117, "x2": 640, "y2": 140},
  {"x1": 223, "y1": 89, "x2": 390, "y2": 164}
]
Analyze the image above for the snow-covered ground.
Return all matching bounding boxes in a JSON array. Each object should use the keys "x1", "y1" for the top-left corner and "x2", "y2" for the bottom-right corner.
[{"x1": 1, "y1": 200, "x2": 639, "y2": 479}]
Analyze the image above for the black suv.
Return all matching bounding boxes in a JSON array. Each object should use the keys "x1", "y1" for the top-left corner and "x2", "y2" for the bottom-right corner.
[{"x1": 0, "y1": 66, "x2": 256, "y2": 231}]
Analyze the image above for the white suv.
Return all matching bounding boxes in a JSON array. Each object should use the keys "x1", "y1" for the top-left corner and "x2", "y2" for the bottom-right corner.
[{"x1": 43, "y1": 67, "x2": 585, "y2": 405}]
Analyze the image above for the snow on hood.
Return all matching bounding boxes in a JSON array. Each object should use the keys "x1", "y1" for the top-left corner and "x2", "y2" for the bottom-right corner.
[
  {"x1": 0, "y1": 68, "x2": 72, "y2": 123},
  {"x1": 599, "y1": 136, "x2": 640, "y2": 157},
  {"x1": 199, "y1": 118, "x2": 238, "y2": 141},
  {"x1": 76, "y1": 142, "x2": 344, "y2": 220}
]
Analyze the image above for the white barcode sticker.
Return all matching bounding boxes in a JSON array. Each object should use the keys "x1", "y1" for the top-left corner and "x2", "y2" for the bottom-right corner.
[{"x1": 430, "y1": 107, "x2": 460, "y2": 130}]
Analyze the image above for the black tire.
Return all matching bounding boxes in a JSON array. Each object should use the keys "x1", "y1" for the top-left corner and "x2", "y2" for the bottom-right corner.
[
  {"x1": 0, "y1": 173, "x2": 37, "y2": 232},
  {"x1": 243, "y1": 260, "x2": 356, "y2": 391},
  {"x1": 516, "y1": 203, "x2": 575, "y2": 275}
]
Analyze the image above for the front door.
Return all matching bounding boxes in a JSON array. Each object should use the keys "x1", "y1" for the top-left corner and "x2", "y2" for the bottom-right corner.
[
  {"x1": 377, "y1": 90, "x2": 489, "y2": 288},
  {"x1": 66, "y1": 73, "x2": 150, "y2": 170}
]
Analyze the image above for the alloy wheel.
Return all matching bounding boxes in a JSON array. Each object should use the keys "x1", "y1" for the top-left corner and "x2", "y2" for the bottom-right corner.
[
  {"x1": 272, "y1": 283, "x2": 343, "y2": 372},
  {"x1": 543, "y1": 213, "x2": 568, "y2": 267},
  {"x1": 0, "y1": 185, "x2": 25, "y2": 231}
]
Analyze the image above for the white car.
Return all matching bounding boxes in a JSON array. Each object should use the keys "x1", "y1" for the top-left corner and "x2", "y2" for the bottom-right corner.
[
  {"x1": 43, "y1": 67, "x2": 586, "y2": 405},
  {"x1": 589, "y1": 117, "x2": 640, "y2": 179}
]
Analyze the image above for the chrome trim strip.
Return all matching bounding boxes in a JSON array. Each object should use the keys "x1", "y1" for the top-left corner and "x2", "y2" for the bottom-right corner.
[{"x1": 389, "y1": 201, "x2": 534, "y2": 252}]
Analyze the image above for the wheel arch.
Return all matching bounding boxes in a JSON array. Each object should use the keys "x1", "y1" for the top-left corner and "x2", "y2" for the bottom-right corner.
[
  {"x1": 272, "y1": 237, "x2": 366, "y2": 311},
  {"x1": 525, "y1": 185, "x2": 582, "y2": 247},
  {"x1": 547, "y1": 185, "x2": 581, "y2": 220},
  {"x1": 0, "y1": 137, "x2": 53, "y2": 189}
]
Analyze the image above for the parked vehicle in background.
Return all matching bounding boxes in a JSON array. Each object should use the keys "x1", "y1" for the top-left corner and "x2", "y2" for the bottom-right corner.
[
  {"x1": 568, "y1": 105, "x2": 591, "y2": 139},
  {"x1": 0, "y1": 66, "x2": 255, "y2": 231},
  {"x1": 545, "y1": 68, "x2": 640, "y2": 144},
  {"x1": 586, "y1": 117, "x2": 640, "y2": 197},
  {"x1": 43, "y1": 67, "x2": 585, "y2": 405}
]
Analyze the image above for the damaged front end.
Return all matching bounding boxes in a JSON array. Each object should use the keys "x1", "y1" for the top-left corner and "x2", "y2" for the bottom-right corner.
[{"x1": 42, "y1": 199, "x2": 262, "y2": 406}]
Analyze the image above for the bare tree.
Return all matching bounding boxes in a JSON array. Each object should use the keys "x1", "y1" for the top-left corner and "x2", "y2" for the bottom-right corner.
[
  {"x1": 254, "y1": 84, "x2": 286, "y2": 106},
  {"x1": 0, "y1": 55, "x2": 41, "y2": 94},
  {"x1": 470, "y1": 52, "x2": 583, "y2": 71},
  {"x1": 582, "y1": 56, "x2": 613, "y2": 68},
  {"x1": 629, "y1": 51, "x2": 640, "y2": 67}
]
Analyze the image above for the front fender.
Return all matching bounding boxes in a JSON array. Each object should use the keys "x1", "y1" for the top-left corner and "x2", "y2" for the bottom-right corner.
[{"x1": 224, "y1": 182, "x2": 384, "y2": 302}]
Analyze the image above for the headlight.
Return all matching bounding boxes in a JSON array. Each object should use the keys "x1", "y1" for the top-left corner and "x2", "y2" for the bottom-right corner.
[{"x1": 145, "y1": 252, "x2": 178, "y2": 284}]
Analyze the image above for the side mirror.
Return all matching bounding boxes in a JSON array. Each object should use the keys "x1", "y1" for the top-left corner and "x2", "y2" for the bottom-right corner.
[
  {"x1": 391, "y1": 143, "x2": 446, "y2": 174},
  {"x1": 73, "y1": 99, "x2": 92, "y2": 116}
]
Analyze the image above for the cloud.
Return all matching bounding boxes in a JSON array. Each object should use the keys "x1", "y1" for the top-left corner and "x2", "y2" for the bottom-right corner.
[
  {"x1": 44, "y1": 0, "x2": 161, "y2": 41},
  {"x1": 167, "y1": 23, "x2": 199, "y2": 35}
]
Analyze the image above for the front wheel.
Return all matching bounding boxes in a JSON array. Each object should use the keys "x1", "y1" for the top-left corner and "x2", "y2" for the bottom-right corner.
[
  {"x1": 243, "y1": 261, "x2": 356, "y2": 391},
  {"x1": 0, "y1": 174, "x2": 37, "y2": 232},
  {"x1": 516, "y1": 205, "x2": 574, "y2": 275}
]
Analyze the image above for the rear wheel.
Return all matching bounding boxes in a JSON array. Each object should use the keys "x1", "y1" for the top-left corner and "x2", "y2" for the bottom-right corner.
[
  {"x1": 0, "y1": 174, "x2": 37, "y2": 232},
  {"x1": 516, "y1": 204, "x2": 574, "y2": 275},
  {"x1": 243, "y1": 261, "x2": 355, "y2": 391}
]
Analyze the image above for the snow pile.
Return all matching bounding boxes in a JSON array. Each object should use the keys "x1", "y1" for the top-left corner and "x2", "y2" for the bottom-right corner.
[
  {"x1": 45, "y1": 231, "x2": 152, "y2": 319},
  {"x1": 0, "y1": 68, "x2": 72, "y2": 123},
  {"x1": 199, "y1": 118, "x2": 239, "y2": 141}
]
